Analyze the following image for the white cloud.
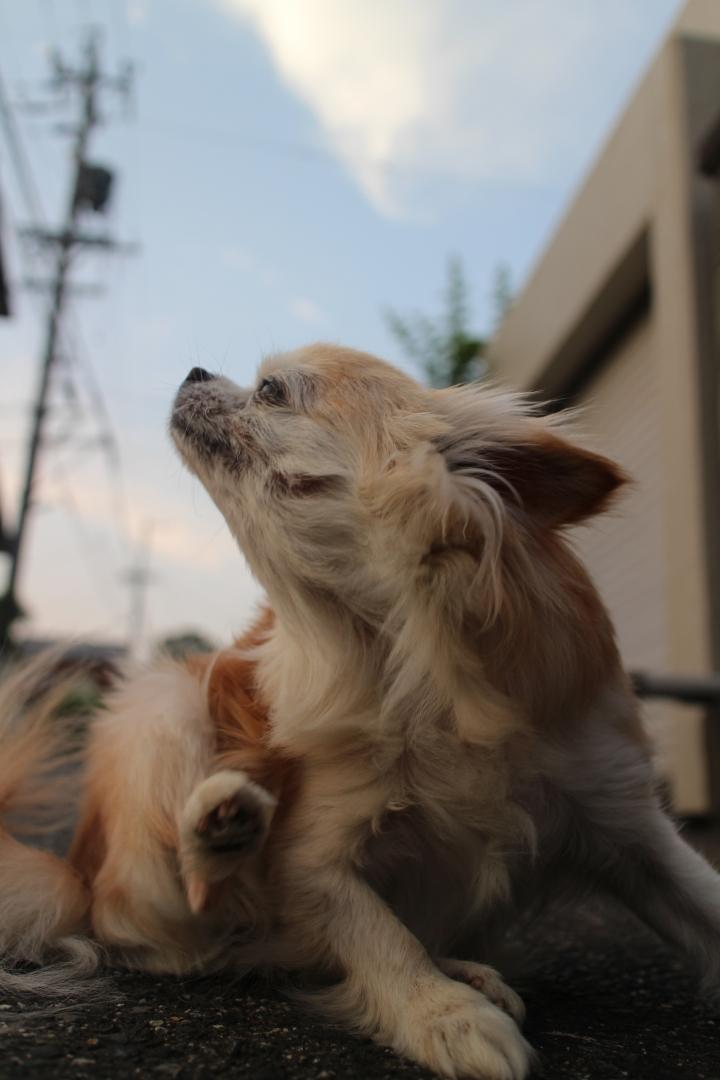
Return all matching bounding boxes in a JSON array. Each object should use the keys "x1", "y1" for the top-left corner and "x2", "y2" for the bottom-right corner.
[
  {"x1": 218, "y1": 0, "x2": 676, "y2": 216},
  {"x1": 289, "y1": 296, "x2": 327, "y2": 326}
]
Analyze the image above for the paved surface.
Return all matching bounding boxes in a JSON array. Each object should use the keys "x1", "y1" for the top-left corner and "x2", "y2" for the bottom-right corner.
[{"x1": 2, "y1": 831, "x2": 719, "y2": 1079}]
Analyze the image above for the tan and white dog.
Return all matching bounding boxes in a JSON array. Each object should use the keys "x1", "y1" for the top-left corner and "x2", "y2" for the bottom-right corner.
[{"x1": 2, "y1": 343, "x2": 720, "y2": 1080}]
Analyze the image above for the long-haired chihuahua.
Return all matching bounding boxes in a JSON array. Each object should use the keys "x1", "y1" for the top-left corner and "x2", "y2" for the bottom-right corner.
[{"x1": 2, "y1": 344, "x2": 719, "y2": 1079}]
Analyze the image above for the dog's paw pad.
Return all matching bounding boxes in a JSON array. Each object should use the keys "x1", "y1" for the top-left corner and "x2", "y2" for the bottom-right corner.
[
  {"x1": 195, "y1": 789, "x2": 266, "y2": 853},
  {"x1": 181, "y1": 770, "x2": 276, "y2": 861}
]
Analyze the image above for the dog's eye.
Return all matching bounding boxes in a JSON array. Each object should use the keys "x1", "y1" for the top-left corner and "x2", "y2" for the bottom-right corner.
[{"x1": 256, "y1": 377, "x2": 288, "y2": 406}]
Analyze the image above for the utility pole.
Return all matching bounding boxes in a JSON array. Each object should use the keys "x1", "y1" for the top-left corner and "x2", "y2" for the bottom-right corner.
[
  {"x1": 0, "y1": 32, "x2": 133, "y2": 648},
  {"x1": 122, "y1": 520, "x2": 157, "y2": 661}
]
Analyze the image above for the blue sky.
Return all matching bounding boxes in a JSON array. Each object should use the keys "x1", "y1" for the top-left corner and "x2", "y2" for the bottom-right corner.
[{"x1": 0, "y1": 0, "x2": 681, "y2": 650}]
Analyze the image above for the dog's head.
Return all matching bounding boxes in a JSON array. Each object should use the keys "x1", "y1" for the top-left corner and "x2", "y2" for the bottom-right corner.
[{"x1": 170, "y1": 344, "x2": 625, "y2": 622}]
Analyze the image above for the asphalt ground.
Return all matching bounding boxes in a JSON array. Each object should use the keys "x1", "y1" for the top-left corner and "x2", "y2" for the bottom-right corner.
[{"x1": 1, "y1": 829, "x2": 719, "y2": 1080}]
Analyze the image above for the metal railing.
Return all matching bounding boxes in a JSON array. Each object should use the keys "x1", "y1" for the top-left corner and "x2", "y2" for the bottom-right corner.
[{"x1": 631, "y1": 672, "x2": 720, "y2": 707}]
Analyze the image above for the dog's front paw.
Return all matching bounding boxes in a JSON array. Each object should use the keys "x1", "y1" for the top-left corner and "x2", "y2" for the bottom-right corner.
[
  {"x1": 437, "y1": 958, "x2": 526, "y2": 1025},
  {"x1": 179, "y1": 770, "x2": 276, "y2": 913},
  {"x1": 394, "y1": 978, "x2": 533, "y2": 1080}
]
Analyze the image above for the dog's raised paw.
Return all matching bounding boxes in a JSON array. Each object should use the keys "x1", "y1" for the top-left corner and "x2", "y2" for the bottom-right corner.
[
  {"x1": 195, "y1": 787, "x2": 268, "y2": 852},
  {"x1": 180, "y1": 770, "x2": 277, "y2": 859},
  {"x1": 179, "y1": 771, "x2": 277, "y2": 914}
]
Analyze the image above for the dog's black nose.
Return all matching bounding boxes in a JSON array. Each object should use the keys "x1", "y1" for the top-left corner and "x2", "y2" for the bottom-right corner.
[{"x1": 185, "y1": 366, "x2": 215, "y2": 384}]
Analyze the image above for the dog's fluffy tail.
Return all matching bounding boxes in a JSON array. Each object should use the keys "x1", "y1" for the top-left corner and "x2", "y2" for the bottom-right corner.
[{"x1": 0, "y1": 656, "x2": 100, "y2": 996}]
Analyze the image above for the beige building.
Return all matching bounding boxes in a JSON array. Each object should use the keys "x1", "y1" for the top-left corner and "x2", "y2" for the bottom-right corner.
[{"x1": 490, "y1": 0, "x2": 720, "y2": 815}]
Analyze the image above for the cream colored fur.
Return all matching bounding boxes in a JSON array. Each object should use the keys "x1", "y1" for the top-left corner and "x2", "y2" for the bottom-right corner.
[{"x1": 75, "y1": 660, "x2": 275, "y2": 974}]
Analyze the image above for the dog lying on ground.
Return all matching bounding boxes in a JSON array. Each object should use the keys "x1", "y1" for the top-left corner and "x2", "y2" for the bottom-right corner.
[{"x1": 2, "y1": 343, "x2": 720, "y2": 1079}]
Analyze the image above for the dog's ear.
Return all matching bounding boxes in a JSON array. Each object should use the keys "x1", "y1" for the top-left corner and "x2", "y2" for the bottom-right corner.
[
  {"x1": 435, "y1": 426, "x2": 627, "y2": 529},
  {"x1": 366, "y1": 399, "x2": 625, "y2": 577}
]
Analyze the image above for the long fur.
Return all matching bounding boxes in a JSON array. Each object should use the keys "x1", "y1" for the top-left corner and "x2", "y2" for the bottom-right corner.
[
  {"x1": 0, "y1": 656, "x2": 98, "y2": 995},
  {"x1": 2, "y1": 342, "x2": 720, "y2": 1080},
  {"x1": 69, "y1": 634, "x2": 290, "y2": 975}
]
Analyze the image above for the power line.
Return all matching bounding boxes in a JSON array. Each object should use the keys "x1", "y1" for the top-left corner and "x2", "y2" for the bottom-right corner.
[
  {"x1": 0, "y1": 69, "x2": 46, "y2": 224},
  {"x1": 1, "y1": 182, "x2": 132, "y2": 552},
  {"x1": 61, "y1": 314, "x2": 132, "y2": 552},
  {"x1": 0, "y1": 31, "x2": 136, "y2": 646},
  {"x1": 1, "y1": 21, "x2": 141, "y2": 641}
]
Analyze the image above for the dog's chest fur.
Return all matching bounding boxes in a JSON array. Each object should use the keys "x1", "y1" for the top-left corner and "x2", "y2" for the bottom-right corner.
[{"x1": 358, "y1": 732, "x2": 534, "y2": 953}]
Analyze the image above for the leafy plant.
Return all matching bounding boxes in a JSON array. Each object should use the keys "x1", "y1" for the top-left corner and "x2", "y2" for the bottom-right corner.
[{"x1": 385, "y1": 257, "x2": 512, "y2": 388}]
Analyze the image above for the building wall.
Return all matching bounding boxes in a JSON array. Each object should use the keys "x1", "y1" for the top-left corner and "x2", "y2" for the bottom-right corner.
[
  {"x1": 570, "y1": 314, "x2": 708, "y2": 812},
  {"x1": 570, "y1": 317, "x2": 666, "y2": 673},
  {"x1": 489, "y1": 1, "x2": 720, "y2": 814}
]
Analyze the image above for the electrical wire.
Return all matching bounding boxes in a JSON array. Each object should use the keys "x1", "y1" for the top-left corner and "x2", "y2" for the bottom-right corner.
[
  {"x1": 0, "y1": 68, "x2": 46, "y2": 224},
  {"x1": 0, "y1": 49, "x2": 135, "y2": 622},
  {"x1": 61, "y1": 315, "x2": 133, "y2": 558}
]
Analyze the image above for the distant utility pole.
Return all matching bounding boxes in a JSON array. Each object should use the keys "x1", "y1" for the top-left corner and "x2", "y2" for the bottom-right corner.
[
  {"x1": 122, "y1": 520, "x2": 157, "y2": 660},
  {"x1": 0, "y1": 32, "x2": 133, "y2": 648}
]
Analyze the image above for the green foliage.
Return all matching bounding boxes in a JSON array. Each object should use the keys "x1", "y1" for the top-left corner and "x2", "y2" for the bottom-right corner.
[
  {"x1": 385, "y1": 256, "x2": 513, "y2": 388},
  {"x1": 57, "y1": 676, "x2": 103, "y2": 720},
  {"x1": 491, "y1": 262, "x2": 513, "y2": 327},
  {"x1": 159, "y1": 630, "x2": 216, "y2": 660}
]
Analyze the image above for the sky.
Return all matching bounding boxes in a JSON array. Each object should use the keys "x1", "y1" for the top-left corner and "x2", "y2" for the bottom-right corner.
[{"x1": 0, "y1": 0, "x2": 682, "y2": 652}]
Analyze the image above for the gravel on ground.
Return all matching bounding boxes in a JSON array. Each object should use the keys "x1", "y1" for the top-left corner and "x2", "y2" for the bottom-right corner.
[{"x1": 2, "y1": 831, "x2": 719, "y2": 1079}]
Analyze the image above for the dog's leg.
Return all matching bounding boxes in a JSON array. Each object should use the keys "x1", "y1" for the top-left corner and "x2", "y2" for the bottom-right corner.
[
  {"x1": 545, "y1": 695, "x2": 720, "y2": 986},
  {"x1": 301, "y1": 868, "x2": 532, "y2": 1079},
  {"x1": 277, "y1": 798, "x2": 533, "y2": 1080},
  {"x1": 610, "y1": 806, "x2": 720, "y2": 984},
  {"x1": 580, "y1": 800, "x2": 720, "y2": 985},
  {"x1": 73, "y1": 662, "x2": 276, "y2": 971}
]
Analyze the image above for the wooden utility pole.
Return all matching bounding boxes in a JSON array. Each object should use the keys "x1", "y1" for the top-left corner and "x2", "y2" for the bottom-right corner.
[{"x1": 0, "y1": 33, "x2": 132, "y2": 647}]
